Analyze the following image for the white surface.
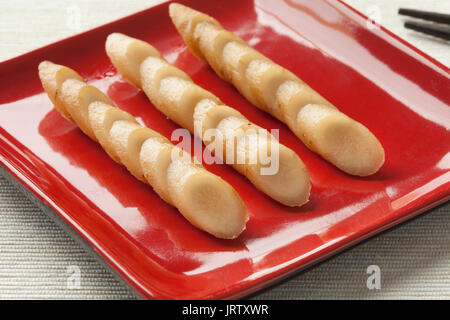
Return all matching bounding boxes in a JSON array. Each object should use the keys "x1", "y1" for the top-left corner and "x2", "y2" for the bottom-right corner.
[
  {"x1": 346, "y1": 0, "x2": 450, "y2": 66},
  {"x1": 0, "y1": 0, "x2": 449, "y2": 299}
]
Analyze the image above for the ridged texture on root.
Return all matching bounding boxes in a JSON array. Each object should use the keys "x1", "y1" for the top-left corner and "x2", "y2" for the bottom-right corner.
[
  {"x1": 106, "y1": 33, "x2": 311, "y2": 207},
  {"x1": 38, "y1": 61, "x2": 248, "y2": 239},
  {"x1": 168, "y1": 3, "x2": 385, "y2": 177}
]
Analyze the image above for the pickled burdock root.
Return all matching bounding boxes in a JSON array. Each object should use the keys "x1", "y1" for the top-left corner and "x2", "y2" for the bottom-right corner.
[
  {"x1": 106, "y1": 33, "x2": 310, "y2": 207},
  {"x1": 169, "y1": 3, "x2": 385, "y2": 176},
  {"x1": 38, "y1": 61, "x2": 248, "y2": 239}
]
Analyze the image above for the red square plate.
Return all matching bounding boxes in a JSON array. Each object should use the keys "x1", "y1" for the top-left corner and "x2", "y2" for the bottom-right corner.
[{"x1": 0, "y1": 0, "x2": 449, "y2": 299}]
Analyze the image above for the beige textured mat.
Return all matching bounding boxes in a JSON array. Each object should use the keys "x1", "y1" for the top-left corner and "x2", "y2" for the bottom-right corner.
[{"x1": 0, "y1": 0, "x2": 449, "y2": 299}]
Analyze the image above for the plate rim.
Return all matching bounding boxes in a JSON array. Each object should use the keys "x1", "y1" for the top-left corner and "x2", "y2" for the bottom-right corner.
[{"x1": 0, "y1": 0, "x2": 449, "y2": 299}]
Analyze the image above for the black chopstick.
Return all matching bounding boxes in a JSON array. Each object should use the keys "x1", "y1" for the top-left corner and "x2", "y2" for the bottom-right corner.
[
  {"x1": 404, "y1": 21, "x2": 450, "y2": 41},
  {"x1": 399, "y1": 8, "x2": 450, "y2": 25},
  {"x1": 398, "y1": 8, "x2": 450, "y2": 42}
]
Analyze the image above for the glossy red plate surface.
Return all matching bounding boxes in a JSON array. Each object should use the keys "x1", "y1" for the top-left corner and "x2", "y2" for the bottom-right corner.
[{"x1": 0, "y1": 0, "x2": 449, "y2": 299}]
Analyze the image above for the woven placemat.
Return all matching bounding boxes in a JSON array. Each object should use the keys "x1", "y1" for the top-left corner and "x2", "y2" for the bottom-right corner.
[{"x1": 0, "y1": 0, "x2": 449, "y2": 299}]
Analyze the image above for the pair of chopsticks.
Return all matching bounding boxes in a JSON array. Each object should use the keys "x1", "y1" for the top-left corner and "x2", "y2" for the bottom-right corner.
[{"x1": 399, "y1": 8, "x2": 450, "y2": 41}]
